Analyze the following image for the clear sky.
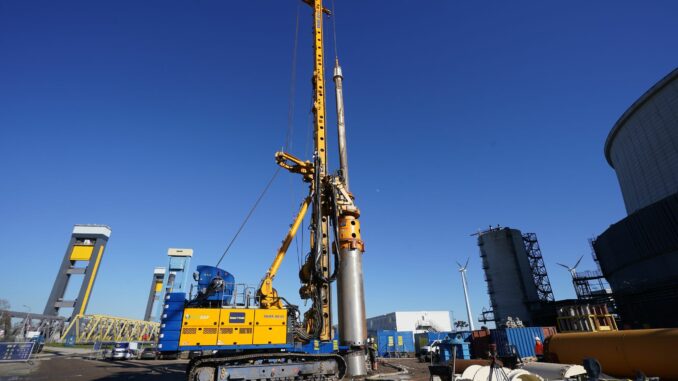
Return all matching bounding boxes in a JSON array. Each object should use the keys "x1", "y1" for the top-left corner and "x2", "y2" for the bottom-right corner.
[{"x1": 1, "y1": 1, "x2": 677, "y2": 325}]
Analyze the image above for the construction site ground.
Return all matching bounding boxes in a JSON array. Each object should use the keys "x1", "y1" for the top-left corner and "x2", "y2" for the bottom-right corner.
[{"x1": 0, "y1": 348, "x2": 432, "y2": 381}]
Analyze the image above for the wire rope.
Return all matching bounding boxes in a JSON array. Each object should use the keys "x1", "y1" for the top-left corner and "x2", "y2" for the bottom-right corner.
[{"x1": 215, "y1": 167, "x2": 281, "y2": 267}]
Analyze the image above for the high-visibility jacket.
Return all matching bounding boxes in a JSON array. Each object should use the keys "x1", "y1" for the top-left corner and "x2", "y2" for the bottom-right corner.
[{"x1": 534, "y1": 340, "x2": 543, "y2": 356}]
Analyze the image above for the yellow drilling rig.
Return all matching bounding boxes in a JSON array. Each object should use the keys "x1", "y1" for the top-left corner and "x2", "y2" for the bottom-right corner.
[{"x1": 157, "y1": 1, "x2": 369, "y2": 380}]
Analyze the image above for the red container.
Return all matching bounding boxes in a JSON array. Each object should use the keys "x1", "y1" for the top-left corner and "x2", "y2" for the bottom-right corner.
[
  {"x1": 470, "y1": 329, "x2": 491, "y2": 359},
  {"x1": 542, "y1": 326, "x2": 557, "y2": 339}
]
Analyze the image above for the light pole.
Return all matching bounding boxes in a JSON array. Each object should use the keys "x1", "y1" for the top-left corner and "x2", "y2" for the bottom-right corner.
[{"x1": 456, "y1": 259, "x2": 475, "y2": 331}]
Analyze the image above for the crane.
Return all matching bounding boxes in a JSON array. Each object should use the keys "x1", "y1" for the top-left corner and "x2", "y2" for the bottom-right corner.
[{"x1": 157, "y1": 1, "x2": 368, "y2": 379}]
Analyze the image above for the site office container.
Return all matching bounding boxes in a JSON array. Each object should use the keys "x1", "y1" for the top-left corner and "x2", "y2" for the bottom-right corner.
[
  {"x1": 393, "y1": 331, "x2": 414, "y2": 356},
  {"x1": 374, "y1": 330, "x2": 415, "y2": 357}
]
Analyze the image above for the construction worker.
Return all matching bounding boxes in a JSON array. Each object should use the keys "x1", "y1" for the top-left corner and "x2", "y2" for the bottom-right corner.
[
  {"x1": 534, "y1": 336, "x2": 544, "y2": 361},
  {"x1": 367, "y1": 337, "x2": 378, "y2": 371}
]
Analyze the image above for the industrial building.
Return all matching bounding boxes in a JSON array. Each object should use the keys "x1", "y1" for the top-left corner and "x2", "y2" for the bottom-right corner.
[
  {"x1": 366, "y1": 311, "x2": 452, "y2": 334},
  {"x1": 594, "y1": 67, "x2": 678, "y2": 328},
  {"x1": 476, "y1": 227, "x2": 555, "y2": 327}
]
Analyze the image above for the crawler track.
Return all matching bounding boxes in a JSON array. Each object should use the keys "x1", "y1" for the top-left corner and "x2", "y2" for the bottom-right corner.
[{"x1": 187, "y1": 352, "x2": 347, "y2": 381}]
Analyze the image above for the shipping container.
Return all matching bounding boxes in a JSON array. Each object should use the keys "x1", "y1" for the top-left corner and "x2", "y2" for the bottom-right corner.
[
  {"x1": 542, "y1": 326, "x2": 557, "y2": 339},
  {"x1": 492, "y1": 327, "x2": 545, "y2": 358},
  {"x1": 470, "y1": 329, "x2": 491, "y2": 359}
]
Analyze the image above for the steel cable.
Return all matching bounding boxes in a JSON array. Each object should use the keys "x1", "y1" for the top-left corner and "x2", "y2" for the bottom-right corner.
[{"x1": 215, "y1": 167, "x2": 281, "y2": 267}]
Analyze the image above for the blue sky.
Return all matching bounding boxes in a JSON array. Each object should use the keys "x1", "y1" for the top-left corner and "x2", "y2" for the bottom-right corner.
[{"x1": 1, "y1": 1, "x2": 677, "y2": 325}]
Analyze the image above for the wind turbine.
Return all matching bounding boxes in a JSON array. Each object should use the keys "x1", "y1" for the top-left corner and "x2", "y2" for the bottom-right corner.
[
  {"x1": 456, "y1": 258, "x2": 475, "y2": 331},
  {"x1": 557, "y1": 255, "x2": 584, "y2": 278}
]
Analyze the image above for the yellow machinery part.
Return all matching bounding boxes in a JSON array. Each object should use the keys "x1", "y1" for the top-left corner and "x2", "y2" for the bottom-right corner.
[
  {"x1": 253, "y1": 309, "x2": 287, "y2": 345},
  {"x1": 70, "y1": 245, "x2": 94, "y2": 261},
  {"x1": 181, "y1": 308, "x2": 221, "y2": 346},
  {"x1": 154, "y1": 281, "x2": 163, "y2": 292},
  {"x1": 218, "y1": 309, "x2": 255, "y2": 346},
  {"x1": 182, "y1": 308, "x2": 221, "y2": 327},
  {"x1": 546, "y1": 329, "x2": 678, "y2": 378},
  {"x1": 179, "y1": 308, "x2": 287, "y2": 347}
]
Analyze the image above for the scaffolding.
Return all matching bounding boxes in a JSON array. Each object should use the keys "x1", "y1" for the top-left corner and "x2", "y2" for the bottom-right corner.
[
  {"x1": 522, "y1": 233, "x2": 555, "y2": 302},
  {"x1": 556, "y1": 304, "x2": 618, "y2": 332}
]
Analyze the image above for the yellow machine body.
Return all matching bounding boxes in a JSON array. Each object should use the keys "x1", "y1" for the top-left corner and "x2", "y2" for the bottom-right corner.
[
  {"x1": 179, "y1": 307, "x2": 288, "y2": 347},
  {"x1": 546, "y1": 329, "x2": 678, "y2": 378}
]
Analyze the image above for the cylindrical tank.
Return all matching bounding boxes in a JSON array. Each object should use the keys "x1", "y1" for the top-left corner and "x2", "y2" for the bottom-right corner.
[
  {"x1": 546, "y1": 329, "x2": 678, "y2": 378},
  {"x1": 520, "y1": 362, "x2": 585, "y2": 379},
  {"x1": 477, "y1": 227, "x2": 541, "y2": 325},
  {"x1": 605, "y1": 67, "x2": 678, "y2": 214}
]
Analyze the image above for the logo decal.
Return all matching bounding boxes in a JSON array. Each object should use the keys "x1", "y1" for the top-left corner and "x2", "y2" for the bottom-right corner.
[{"x1": 229, "y1": 312, "x2": 246, "y2": 323}]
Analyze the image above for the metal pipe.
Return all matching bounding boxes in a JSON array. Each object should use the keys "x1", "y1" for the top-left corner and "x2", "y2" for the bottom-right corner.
[
  {"x1": 333, "y1": 59, "x2": 349, "y2": 189},
  {"x1": 337, "y1": 246, "x2": 367, "y2": 377},
  {"x1": 333, "y1": 58, "x2": 367, "y2": 377}
]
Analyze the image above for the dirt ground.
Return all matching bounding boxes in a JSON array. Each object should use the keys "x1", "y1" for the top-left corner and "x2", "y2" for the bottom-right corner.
[{"x1": 370, "y1": 358, "x2": 431, "y2": 381}]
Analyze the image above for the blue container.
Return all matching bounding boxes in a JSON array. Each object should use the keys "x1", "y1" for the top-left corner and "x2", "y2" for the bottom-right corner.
[
  {"x1": 375, "y1": 330, "x2": 414, "y2": 357},
  {"x1": 375, "y1": 330, "x2": 396, "y2": 357},
  {"x1": 438, "y1": 339, "x2": 471, "y2": 361},
  {"x1": 393, "y1": 331, "x2": 414, "y2": 355},
  {"x1": 196, "y1": 265, "x2": 235, "y2": 303},
  {"x1": 492, "y1": 327, "x2": 545, "y2": 358}
]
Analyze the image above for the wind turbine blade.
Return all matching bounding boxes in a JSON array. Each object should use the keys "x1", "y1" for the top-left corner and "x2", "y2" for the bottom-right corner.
[
  {"x1": 464, "y1": 257, "x2": 470, "y2": 269},
  {"x1": 557, "y1": 263, "x2": 569, "y2": 269},
  {"x1": 574, "y1": 255, "x2": 584, "y2": 269},
  {"x1": 456, "y1": 261, "x2": 463, "y2": 268}
]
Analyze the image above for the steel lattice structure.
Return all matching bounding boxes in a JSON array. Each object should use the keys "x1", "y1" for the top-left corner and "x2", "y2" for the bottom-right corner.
[
  {"x1": 522, "y1": 233, "x2": 555, "y2": 302},
  {"x1": 61, "y1": 314, "x2": 160, "y2": 344},
  {"x1": 0, "y1": 310, "x2": 66, "y2": 341}
]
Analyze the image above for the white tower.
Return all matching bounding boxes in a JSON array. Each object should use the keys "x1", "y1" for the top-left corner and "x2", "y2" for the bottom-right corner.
[{"x1": 457, "y1": 258, "x2": 475, "y2": 331}]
